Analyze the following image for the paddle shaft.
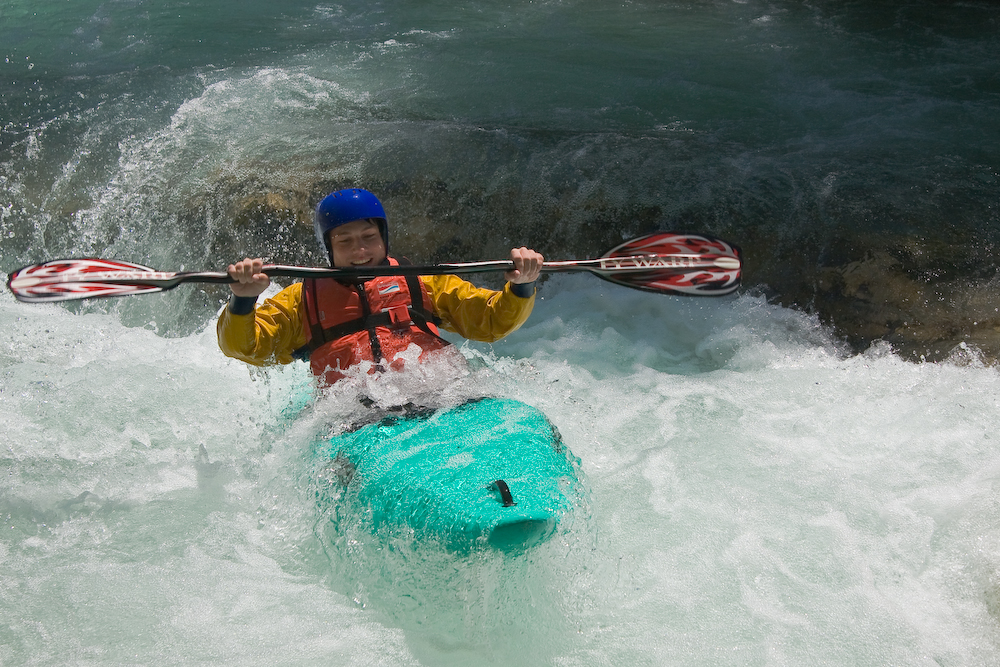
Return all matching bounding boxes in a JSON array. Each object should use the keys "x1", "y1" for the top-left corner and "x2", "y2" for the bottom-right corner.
[{"x1": 9, "y1": 255, "x2": 732, "y2": 292}]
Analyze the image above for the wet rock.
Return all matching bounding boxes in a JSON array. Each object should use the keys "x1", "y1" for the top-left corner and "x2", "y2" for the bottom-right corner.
[{"x1": 749, "y1": 234, "x2": 1000, "y2": 363}]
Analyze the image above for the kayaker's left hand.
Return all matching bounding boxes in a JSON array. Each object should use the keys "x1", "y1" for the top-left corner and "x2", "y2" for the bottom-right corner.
[{"x1": 506, "y1": 247, "x2": 543, "y2": 284}]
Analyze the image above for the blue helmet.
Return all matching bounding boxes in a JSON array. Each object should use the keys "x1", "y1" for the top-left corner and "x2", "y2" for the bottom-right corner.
[{"x1": 314, "y1": 188, "x2": 388, "y2": 257}]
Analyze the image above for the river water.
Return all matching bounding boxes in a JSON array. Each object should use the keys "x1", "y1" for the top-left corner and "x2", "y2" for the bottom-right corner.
[{"x1": 3, "y1": 1, "x2": 1000, "y2": 664}]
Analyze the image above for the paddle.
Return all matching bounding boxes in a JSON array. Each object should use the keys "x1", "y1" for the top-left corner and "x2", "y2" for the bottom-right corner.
[{"x1": 6, "y1": 232, "x2": 741, "y2": 303}]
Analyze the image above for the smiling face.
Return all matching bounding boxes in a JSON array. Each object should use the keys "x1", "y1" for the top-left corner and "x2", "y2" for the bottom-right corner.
[{"x1": 328, "y1": 219, "x2": 387, "y2": 268}]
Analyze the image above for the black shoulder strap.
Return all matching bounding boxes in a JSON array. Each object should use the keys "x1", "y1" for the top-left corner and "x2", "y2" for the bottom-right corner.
[
  {"x1": 355, "y1": 281, "x2": 384, "y2": 362},
  {"x1": 395, "y1": 257, "x2": 445, "y2": 339}
]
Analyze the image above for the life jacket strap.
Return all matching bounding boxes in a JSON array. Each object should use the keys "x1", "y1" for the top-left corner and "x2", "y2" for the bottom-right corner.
[{"x1": 401, "y1": 271, "x2": 447, "y2": 341}]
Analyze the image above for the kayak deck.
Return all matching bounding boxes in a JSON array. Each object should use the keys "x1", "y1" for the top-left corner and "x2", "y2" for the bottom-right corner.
[{"x1": 312, "y1": 397, "x2": 582, "y2": 552}]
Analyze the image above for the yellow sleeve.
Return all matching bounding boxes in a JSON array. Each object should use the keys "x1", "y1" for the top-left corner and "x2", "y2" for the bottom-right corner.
[
  {"x1": 420, "y1": 275, "x2": 536, "y2": 343},
  {"x1": 216, "y1": 282, "x2": 308, "y2": 366}
]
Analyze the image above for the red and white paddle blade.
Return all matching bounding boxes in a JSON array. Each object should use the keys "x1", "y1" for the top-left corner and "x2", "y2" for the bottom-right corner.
[
  {"x1": 7, "y1": 258, "x2": 164, "y2": 303},
  {"x1": 600, "y1": 232, "x2": 742, "y2": 296}
]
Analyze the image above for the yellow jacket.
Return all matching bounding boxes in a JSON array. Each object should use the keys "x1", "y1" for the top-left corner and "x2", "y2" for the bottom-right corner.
[{"x1": 217, "y1": 274, "x2": 536, "y2": 367}]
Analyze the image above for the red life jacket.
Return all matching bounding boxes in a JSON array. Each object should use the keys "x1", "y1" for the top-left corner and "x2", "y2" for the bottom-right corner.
[{"x1": 299, "y1": 257, "x2": 451, "y2": 385}]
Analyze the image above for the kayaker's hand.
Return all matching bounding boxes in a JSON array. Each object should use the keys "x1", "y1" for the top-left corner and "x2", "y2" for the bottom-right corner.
[
  {"x1": 228, "y1": 258, "x2": 271, "y2": 297},
  {"x1": 506, "y1": 247, "x2": 543, "y2": 284}
]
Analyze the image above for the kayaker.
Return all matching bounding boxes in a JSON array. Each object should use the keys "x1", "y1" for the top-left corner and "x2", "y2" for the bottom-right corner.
[{"x1": 217, "y1": 188, "x2": 542, "y2": 385}]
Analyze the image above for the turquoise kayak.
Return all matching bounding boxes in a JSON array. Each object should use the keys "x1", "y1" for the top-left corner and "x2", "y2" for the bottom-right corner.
[{"x1": 311, "y1": 397, "x2": 583, "y2": 552}]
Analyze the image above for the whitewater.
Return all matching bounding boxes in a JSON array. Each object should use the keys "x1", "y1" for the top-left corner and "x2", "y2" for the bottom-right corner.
[{"x1": 4, "y1": 276, "x2": 1000, "y2": 665}]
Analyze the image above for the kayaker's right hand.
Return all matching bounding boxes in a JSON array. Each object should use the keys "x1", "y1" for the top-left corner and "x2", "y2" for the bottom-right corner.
[{"x1": 228, "y1": 258, "x2": 271, "y2": 297}]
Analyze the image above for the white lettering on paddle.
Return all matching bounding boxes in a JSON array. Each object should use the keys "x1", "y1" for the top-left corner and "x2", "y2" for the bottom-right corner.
[{"x1": 598, "y1": 255, "x2": 701, "y2": 270}]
